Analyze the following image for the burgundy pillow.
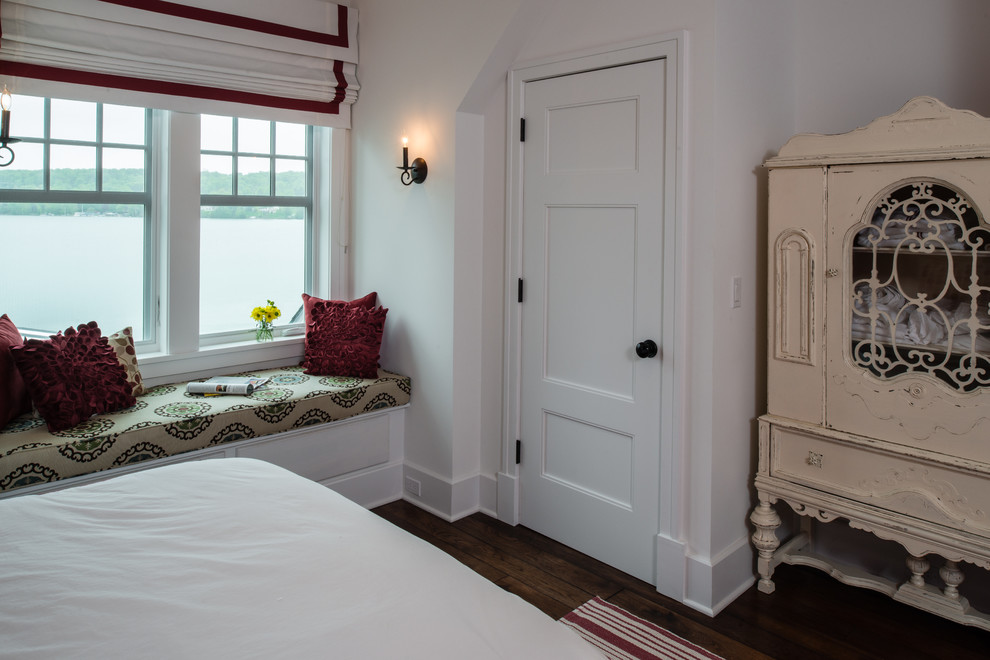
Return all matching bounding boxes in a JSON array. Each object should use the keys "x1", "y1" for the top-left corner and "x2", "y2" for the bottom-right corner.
[
  {"x1": 301, "y1": 292, "x2": 376, "y2": 328},
  {"x1": 301, "y1": 292, "x2": 377, "y2": 354},
  {"x1": 302, "y1": 301, "x2": 387, "y2": 378},
  {"x1": 0, "y1": 314, "x2": 32, "y2": 428},
  {"x1": 10, "y1": 321, "x2": 137, "y2": 432}
]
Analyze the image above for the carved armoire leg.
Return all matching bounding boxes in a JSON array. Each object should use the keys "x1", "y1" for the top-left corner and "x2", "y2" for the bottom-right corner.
[
  {"x1": 906, "y1": 554, "x2": 930, "y2": 588},
  {"x1": 750, "y1": 497, "x2": 782, "y2": 594},
  {"x1": 940, "y1": 560, "x2": 964, "y2": 600}
]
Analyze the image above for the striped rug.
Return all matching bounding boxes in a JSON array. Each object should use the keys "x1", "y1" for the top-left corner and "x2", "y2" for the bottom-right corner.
[{"x1": 560, "y1": 597, "x2": 724, "y2": 660}]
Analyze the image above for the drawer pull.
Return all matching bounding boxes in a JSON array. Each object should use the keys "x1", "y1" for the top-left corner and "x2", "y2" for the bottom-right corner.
[{"x1": 807, "y1": 451, "x2": 823, "y2": 468}]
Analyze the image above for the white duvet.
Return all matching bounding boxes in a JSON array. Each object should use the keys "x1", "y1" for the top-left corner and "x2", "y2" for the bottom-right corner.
[{"x1": 0, "y1": 458, "x2": 602, "y2": 659}]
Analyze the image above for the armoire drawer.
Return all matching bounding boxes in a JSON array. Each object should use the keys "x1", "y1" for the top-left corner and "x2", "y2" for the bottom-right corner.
[{"x1": 769, "y1": 426, "x2": 990, "y2": 536}]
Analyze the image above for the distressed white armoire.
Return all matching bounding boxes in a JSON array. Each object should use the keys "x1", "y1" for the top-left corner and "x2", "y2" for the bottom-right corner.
[{"x1": 752, "y1": 97, "x2": 990, "y2": 631}]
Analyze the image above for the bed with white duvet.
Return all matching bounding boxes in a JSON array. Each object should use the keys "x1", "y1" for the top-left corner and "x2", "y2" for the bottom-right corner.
[{"x1": 0, "y1": 458, "x2": 602, "y2": 659}]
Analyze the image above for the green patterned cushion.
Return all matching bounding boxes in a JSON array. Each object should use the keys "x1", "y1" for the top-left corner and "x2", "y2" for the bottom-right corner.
[{"x1": 0, "y1": 366, "x2": 411, "y2": 493}]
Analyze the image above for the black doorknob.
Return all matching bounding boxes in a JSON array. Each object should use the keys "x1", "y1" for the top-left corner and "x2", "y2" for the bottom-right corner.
[{"x1": 635, "y1": 339, "x2": 658, "y2": 359}]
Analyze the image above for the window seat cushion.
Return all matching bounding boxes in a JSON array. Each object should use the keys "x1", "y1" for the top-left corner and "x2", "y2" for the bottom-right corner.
[{"x1": 0, "y1": 366, "x2": 411, "y2": 494}]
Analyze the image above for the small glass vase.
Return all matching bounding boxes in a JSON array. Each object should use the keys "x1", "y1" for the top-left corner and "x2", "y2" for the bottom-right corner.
[{"x1": 255, "y1": 325, "x2": 274, "y2": 342}]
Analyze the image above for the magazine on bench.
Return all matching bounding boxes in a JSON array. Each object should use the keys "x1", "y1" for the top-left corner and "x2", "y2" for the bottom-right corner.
[{"x1": 186, "y1": 376, "x2": 270, "y2": 396}]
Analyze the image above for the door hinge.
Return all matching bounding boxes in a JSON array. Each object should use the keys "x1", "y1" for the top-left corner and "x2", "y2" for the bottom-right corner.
[
  {"x1": 517, "y1": 277, "x2": 524, "y2": 303},
  {"x1": 515, "y1": 439, "x2": 521, "y2": 464},
  {"x1": 520, "y1": 117, "x2": 526, "y2": 142}
]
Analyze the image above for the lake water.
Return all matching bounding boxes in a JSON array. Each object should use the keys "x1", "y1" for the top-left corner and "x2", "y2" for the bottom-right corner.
[{"x1": 0, "y1": 215, "x2": 304, "y2": 338}]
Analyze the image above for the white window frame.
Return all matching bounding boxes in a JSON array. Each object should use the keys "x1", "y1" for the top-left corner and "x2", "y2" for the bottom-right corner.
[
  {"x1": 1, "y1": 99, "x2": 347, "y2": 386},
  {"x1": 1, "y1": 98, "x2": 156, "y2": 343},
  {"x1": 130, "y1": 111, "x2": 348, "y2": 386}
]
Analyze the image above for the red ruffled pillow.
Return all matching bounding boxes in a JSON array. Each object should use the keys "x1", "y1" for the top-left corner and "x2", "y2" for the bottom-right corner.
[
  {"x1": 301, "y1": 291, "x2": 377, "y2": 326},
  {"x1": 300, "y1": 292, "x2": 376, "y2": 353},
  {"x1": 302, "y1": 301, "x2": 387, "y2": 378},
  {"x1": 0, "y1": 314, "x2": 32, "y2": 428},
  {"x1": 10, "y1": 321, "x2": 137, "y2": 432}
]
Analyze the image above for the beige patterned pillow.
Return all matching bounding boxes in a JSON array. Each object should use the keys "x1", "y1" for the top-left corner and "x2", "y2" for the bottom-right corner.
[{"x1": 108, "y1": 327, "x2": 145, "y2": 396}]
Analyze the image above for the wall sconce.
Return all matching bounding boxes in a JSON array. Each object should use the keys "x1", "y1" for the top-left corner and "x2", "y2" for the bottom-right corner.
[
  {"x1": 0, "y1": 86, "x2": 19, "y2": 168},
  {"x1": 397, "y1": 136, "x2": 427, "y2": 185}
]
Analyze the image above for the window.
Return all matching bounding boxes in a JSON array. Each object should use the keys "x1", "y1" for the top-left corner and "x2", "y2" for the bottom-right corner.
[
  {"x1": 0, "y1": 95, "x2": 338, "y2": 381},
  {"x1": 0, "y1": 96, "x2": 152, "y2": 338},
  {"x1": 199, "y1": 115, "x2": 312, "y2": 337}
]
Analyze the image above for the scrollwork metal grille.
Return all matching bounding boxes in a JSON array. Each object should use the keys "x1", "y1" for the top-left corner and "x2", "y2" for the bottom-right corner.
[{"x1": 851, "y1": 181, "x2": 990, "y2": 392}]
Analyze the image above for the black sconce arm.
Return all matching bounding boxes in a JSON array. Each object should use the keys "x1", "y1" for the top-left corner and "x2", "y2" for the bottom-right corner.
[
  {"x1": 398, "y1": 139, "x2": 427, "y2": 185},
  {"x1": 398, "y1": 157, "x2": 428, "y2": 185}
]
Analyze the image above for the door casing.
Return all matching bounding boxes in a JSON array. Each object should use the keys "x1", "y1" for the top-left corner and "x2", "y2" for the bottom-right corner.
[{"x1": 499, "y1": 32, "x2": 688, "y2": 597}]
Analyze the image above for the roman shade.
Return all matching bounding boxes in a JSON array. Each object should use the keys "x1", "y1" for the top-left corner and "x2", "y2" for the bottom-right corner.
[{"x1": 0, "y1": 0, "x2": 359, "y2": 127}]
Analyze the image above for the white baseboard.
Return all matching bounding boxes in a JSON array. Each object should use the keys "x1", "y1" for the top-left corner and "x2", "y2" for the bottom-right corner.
[
  {"x1": 655, "y1": 533, "x2": 688, "y2": 601},
  {"x1": 496, "y1": 470, "x2": 519, "y2": 525},
  {"x1": 709, "y1": 535, "x2": 757, "y2": 614},
  {"x1": 451, "y1": 473, "x2": 483, "y2": 520},
  {"x1": 401, "y1": 462, "x2": 489, "y2": 521},
  {"x1": 478, "y1": 472, "x2": 498, "y2": 518},
  {"x1": 683, "y1": 535, "x2": 755, "y2": 616},
  {"x1": 322, "y1": 461, "x2": 403, "y2": 509}
]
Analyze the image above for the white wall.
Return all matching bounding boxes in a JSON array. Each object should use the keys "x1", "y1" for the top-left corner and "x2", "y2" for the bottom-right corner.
[
  {"x1": 705, "y1": 0, "x2": 795, "y2": 607},
  {"x1": 350, "y1": 0, "x2": 523, "y2": 515},
  {"x1": 792, "y1": 0, "x2": 990, "y2": 134},
  {"x1": 478, "y1": 83, "x2": 509, "y2": 493},
  {"x1": 349, "y1": 0, "x2": 990, "y2": 613}
]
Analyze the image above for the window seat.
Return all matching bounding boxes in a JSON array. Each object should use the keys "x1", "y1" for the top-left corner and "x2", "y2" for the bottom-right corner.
[{"x1": 0, "y1": 366, "x2": 411, "y2": 499}]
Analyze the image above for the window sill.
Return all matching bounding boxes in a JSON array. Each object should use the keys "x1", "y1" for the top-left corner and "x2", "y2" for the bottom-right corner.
[{"x1": 138, "y1": 335, "x2": 304, "y2": 387}]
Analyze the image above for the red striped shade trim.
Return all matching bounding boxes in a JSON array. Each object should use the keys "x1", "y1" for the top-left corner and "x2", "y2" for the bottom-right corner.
[
  {"x1": 2, "y1": 61, "x2": 346, "y2": 115},
  {"x1": 96, "y1": 0, "x2": 349, "y2": 47}
]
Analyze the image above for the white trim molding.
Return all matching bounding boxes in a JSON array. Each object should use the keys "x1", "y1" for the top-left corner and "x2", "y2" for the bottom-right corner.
[{"x1": 502, "y1": 31, "x2": 689, "y2": 594}]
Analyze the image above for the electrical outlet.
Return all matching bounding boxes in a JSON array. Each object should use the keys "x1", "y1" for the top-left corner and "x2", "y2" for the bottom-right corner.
[{"x1": 404, "y1": 476, "x2": 421, "y2": 497}]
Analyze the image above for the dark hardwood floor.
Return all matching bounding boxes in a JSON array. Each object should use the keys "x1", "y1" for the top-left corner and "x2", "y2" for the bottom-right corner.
[{"x1": 373, "y1": 500, "x2": 990, "y2": 659}]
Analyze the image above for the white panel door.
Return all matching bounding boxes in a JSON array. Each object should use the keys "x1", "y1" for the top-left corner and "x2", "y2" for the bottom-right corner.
[{"x1": 519, "y1": 59, "x2": 665, "y2": 584}]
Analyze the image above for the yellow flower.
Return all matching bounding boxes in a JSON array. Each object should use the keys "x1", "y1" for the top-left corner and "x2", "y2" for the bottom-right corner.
[
  {"x1": 252, "y1": 299, "x2": 279, "y2": 341},
  {"x1": 251, "y1": 300, "x2": 281, "y2": 327}
]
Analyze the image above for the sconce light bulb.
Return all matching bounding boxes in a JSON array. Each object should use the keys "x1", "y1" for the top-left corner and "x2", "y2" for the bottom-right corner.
[
  {"x1": 1, "y1": 87, "x2": 10, "y2": 112},
  {"x1": 396, "y1": 134, "x2": 426, "y2": 184}
]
